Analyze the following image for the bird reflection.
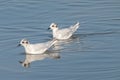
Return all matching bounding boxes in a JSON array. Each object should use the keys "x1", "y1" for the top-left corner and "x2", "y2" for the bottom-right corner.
[
  {"x1": 19, "y1": 50, "x2": 60, "y2": 68},
  {"x1": 52, "y1": 34, "x2": 80, "y2": 50}
]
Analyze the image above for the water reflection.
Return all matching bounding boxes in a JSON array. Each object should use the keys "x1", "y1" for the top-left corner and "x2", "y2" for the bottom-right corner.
[
  {"x1": 52, "y1": 35, "x2": 80, "y2": 50},
  {"x1": 19, "y1": 50, "x2": 60, "y2": 68}
]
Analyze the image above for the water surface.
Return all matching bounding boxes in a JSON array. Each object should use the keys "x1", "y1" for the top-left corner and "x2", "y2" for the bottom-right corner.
[{"x1": 0, "y1": 0, "x2": 120, "y2": 80}]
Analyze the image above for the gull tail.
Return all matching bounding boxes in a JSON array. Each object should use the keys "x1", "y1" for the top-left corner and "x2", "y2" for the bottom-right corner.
[
  {"x1": 70, "y1": 22, "x2": 80, "y2": 33},
  {"x1": 46, "y1": 39, "x2": 57, "y2": 48}
]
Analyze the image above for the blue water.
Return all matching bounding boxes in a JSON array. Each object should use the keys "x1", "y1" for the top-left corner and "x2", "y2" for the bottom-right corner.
[{"x1": 0, "y1": 0, "x2": 120, "y2": 80}]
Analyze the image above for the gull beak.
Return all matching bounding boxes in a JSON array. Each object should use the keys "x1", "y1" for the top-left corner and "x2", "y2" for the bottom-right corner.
[
  {"x1": 48, "y1": 27, "x2": 51, "y2": 30},
  {"x1": 17, "y1": 44, "x2": 21, "y2": 47}
]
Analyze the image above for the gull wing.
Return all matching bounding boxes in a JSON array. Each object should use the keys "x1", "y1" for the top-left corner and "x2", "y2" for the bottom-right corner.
[
  {"x1": 31, "y1": 39, "x2": 57, "y2": 53},
  {"x1": 57, "y1": 22, "x2": 80, "y2": 38}
]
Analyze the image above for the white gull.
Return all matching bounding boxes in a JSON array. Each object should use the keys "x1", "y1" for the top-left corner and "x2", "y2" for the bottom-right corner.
[
  {"x1": 18, "y1": 39, "x2": 57, "y2": 54},
  {"x1": 48, "y1": 22, "x2": 80, "y2": 40}
]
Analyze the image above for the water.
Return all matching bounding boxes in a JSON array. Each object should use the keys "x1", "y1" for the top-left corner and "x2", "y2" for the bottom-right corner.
[{"x1": 0, "y1": 0, "x2": 120, "y2": 80}]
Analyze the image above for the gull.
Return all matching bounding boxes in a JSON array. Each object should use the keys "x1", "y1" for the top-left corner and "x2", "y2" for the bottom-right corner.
[
  {"x1": 48, "y1": 22, "x2": 80, "y2": 40},
  {"x1": 18, "y1": 39, "x2": 57, "y2": 54}
]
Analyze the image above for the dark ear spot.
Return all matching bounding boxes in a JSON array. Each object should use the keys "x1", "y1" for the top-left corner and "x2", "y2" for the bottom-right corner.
[
  {"x1": 54, "y1": 24, "x2": 57, "y2": 28},
  {"x1": 55, "y1": 25, "x2": 58, "y2": 28},
  {"x1": 26, "y1": 41, "x2": 28, "y2": 44}
]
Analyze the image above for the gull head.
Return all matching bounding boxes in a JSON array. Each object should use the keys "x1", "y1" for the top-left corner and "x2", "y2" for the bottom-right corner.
[
  {"x1": 48, "y1": 23, "x2": 58, "y2": 30},
  {"x1": 18, "y1": 39, "x2": 30, "y2": 47}
]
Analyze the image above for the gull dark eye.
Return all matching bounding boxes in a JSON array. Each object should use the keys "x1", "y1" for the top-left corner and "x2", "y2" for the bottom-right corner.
[
  {"x1": 22, "y1": 42, "x2": 24, "y2": 44},
  {"x1": 52, "y1": 25, "x2": 54, "y2": 27},
  {"x1": 26, "y1": 42, "x2": 28, "y2": 44}
]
